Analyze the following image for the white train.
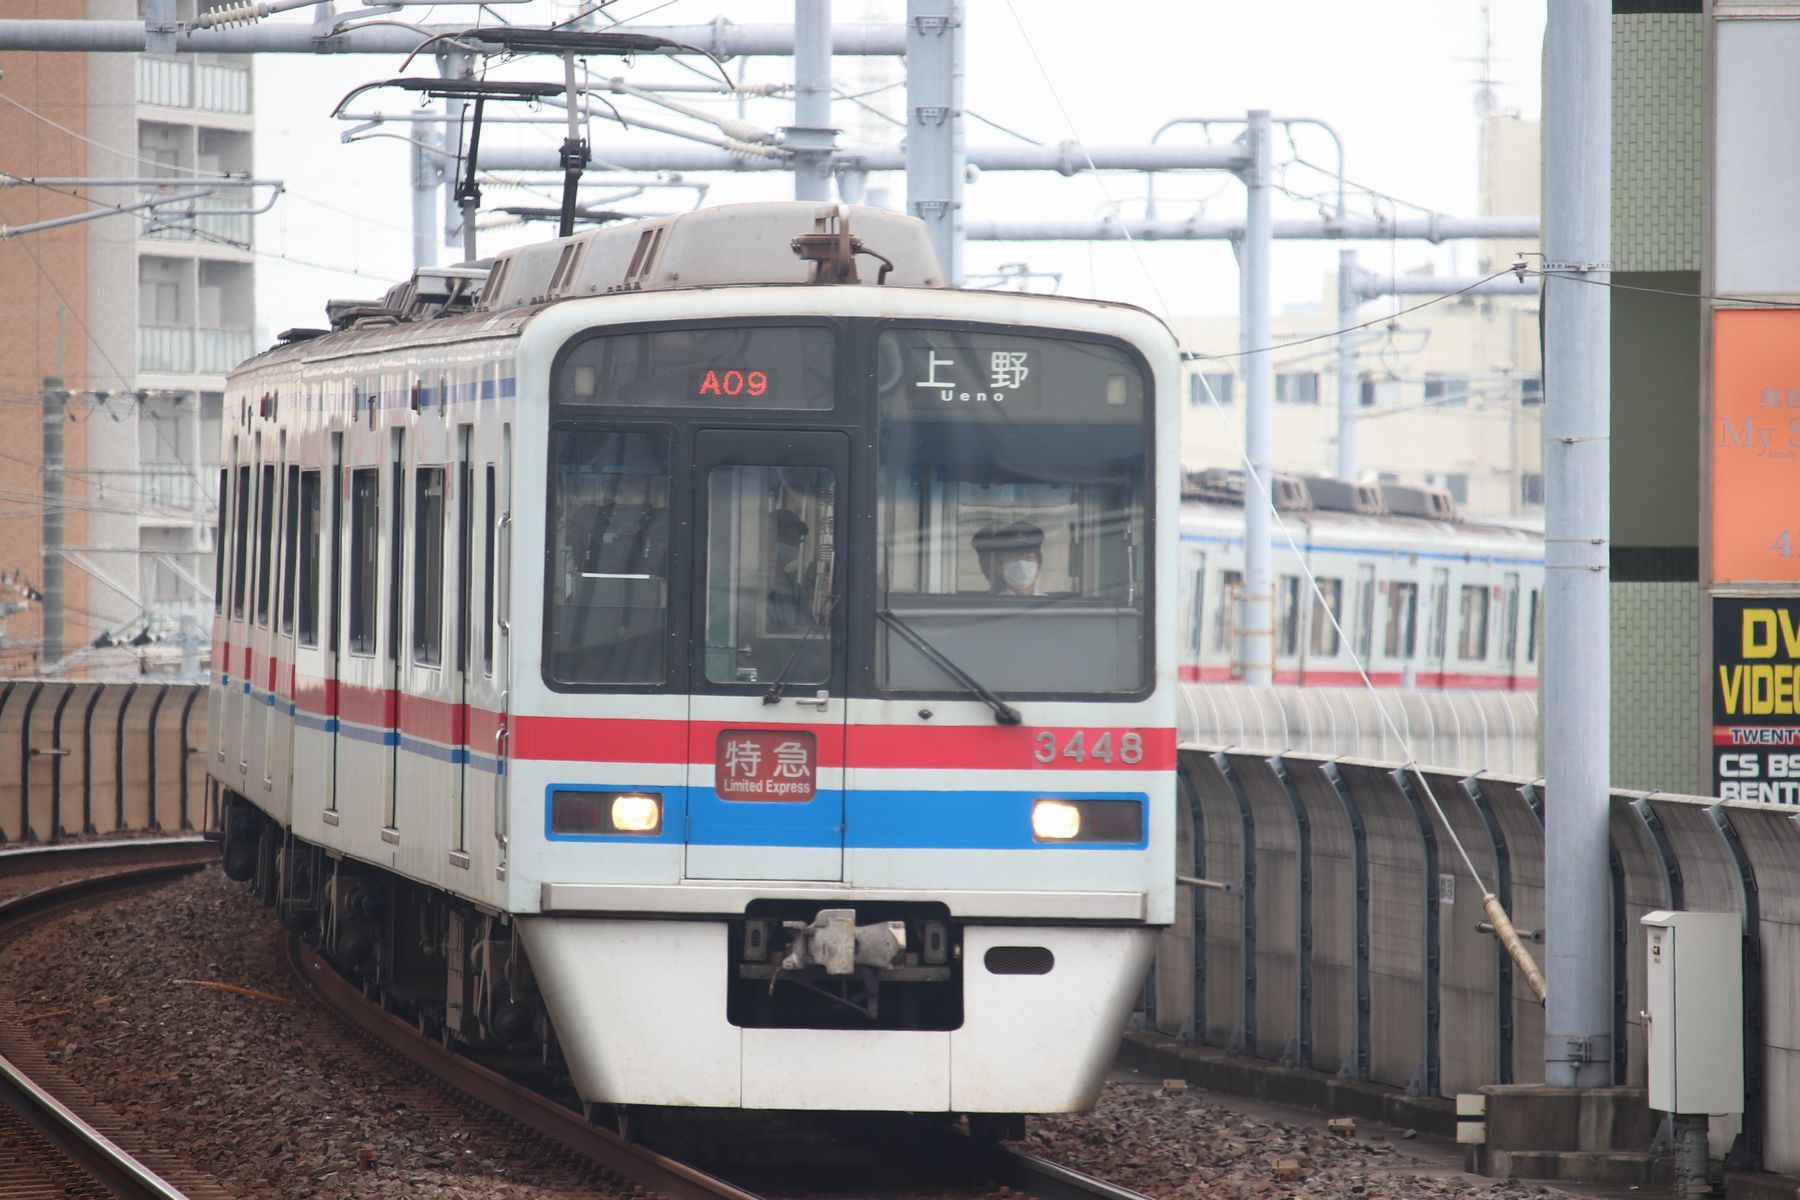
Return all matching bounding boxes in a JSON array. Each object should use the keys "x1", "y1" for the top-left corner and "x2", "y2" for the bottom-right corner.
[
  {"x1": 209, "y1": 202, "x2": 1180, "y2": 1127},
  {"x1": 1176, "y1": 473, "x2": 1543, "y2": 691}
]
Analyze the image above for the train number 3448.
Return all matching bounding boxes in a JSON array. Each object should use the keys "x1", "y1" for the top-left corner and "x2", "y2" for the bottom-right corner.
[{"x1": 1032, "y1": 730, "x2": 1144, "y2": 765}]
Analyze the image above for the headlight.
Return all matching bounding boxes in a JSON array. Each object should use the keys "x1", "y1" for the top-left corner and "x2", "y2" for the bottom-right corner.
[
  {"x1": 551, "y1": 790, "x2": 663, "y2": 836},
  {"x1": 610, "y1": 793, "x2": 662, "y2": 833},
  {"x1": 1031, "y1": 799, "x2": 1083, "y2": 841},
  {"x1": 1031, "y1": 798, "x2": 1143, "y2": 844}
]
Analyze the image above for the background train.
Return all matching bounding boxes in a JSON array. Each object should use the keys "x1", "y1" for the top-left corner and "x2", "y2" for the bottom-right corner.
[
  {"x1": 210, "y1": 201, "x2": 1180, "y2": 1126},
  {"x1": 1176, "y1": 470, "x2": 1544, "y2": 690}
]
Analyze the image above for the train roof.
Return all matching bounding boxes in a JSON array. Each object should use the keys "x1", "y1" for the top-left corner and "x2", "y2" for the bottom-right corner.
[{"x1": 243, "y1": 201, "x2": 1175, "y2": 375}]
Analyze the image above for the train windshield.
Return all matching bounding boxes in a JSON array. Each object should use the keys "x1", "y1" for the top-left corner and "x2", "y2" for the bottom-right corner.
[{"x1": 875, "y1": 328, "x2": 1150, "y2": 695}]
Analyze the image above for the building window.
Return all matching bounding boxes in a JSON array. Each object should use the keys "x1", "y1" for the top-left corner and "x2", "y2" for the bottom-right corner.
[
  {"x1": 1360, "y1": 376, "x2": 1401, "y2": 408},
  {"x1": 1520, "y1": 375, "x2": 1543, "y2": 405},
  {"x1": 1520, "y1": 472, "x2": 1545, "y2": 507},
  {"x1": 1432, "y1": 473, "x2": 1469, "y2": 505},
  {"x1": 1190, "y1": 371, "x2": 1234, "y2": 406},
  {"x1": 1424, "y1": 372, "x2": 1471, "y2": 407},
  {"x1": 1276, "y1": 372, "x2": 1319, "y2": 406}
]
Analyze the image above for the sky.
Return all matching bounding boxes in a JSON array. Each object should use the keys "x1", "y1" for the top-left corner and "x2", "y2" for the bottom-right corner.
[{"x1": 249, "y1": 1, "x2": 1546, "y2": 348}]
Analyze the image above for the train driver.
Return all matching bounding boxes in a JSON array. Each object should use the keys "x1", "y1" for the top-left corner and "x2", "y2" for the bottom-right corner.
[{"x1": 973, "y1": 521, "x2": 1049, "y2": 597}]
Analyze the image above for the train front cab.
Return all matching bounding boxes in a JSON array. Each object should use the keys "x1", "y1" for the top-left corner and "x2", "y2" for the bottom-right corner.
[{"x1": 506, "y1": 289, "x2": 1180, "y2": 1115}]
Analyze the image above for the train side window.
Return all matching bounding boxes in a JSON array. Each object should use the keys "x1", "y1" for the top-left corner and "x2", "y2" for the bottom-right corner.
[
  {"x1": 1458, "y1": 583, "x2": 1490, "y2": 660},
  {"x1": 1187, "y1": 552, "x2": 1207, "y2": 659},
  {"x1": 1385, "y1": 581, "x2": 1418, "y2": 658},
  {"x1": 1215, "y1": 569, "x2": 1242, "y2": 652},
  {"x1": 483, "y1": 464, "x2": 496, "y2": 675},
  {"x1": 1427, "y1": 568, "x2": 1450, "y2": 661},
  {"x1": 1277, "y1": 575, "x2": 1301, "y2": 657},
  {"x1": 1526, "y1": 588, "x2": 1540, "y2": 664},
  {"x1": 348, "y1": 469, "x2": 380, "y2": 655},
  {"x1": 297, "y1": 471, "x2": 321, "y2": 647},
  {"x1": 280, "y1": 464, "x2": 300, "y2": 635},
  {"x1": 232, "y1": 465, "x2": 250, "y2": 619},
  {"x1": 457, "y1": 452, "x2": 472, "y2": 673},
  {"x1": 1354, "y1": 564, "x2": 1375, "y2": 660},
  {"x1": 1310, "y1": 577, "x2": 1343, "y2": 656},
  {"x1": 413, "y1": 467, "x2": 446, "y2": 666},
  {"x1": 213, "y1": 467, "x2": 228, "y2": 613},
  {"x1": 1500, "y1": 571, "x2": 1521, "y2": 664},
  {"x1": 255, "y1": 463, "x2": 276, "y2": 626}
]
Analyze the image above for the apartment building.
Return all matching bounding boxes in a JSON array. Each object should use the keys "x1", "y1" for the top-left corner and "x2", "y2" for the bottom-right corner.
[
  {"x1": 1174, "y1": 116, "x2": 1543, "y2": 521},
  {"x1": 0, "y1": 0, "x2": 252, "y2": 674}
]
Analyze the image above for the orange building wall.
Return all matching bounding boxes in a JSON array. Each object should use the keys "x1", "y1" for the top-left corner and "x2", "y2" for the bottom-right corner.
[{"x1": 0, "y1": 2, "x2": 92, "y2": 673}]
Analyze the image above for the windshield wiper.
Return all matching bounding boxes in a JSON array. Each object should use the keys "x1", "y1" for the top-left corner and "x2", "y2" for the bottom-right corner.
[
  {"x1": 876, "y1": 609, "x2": 1021, "y2": 726},
  {"x1": 763, "y1": 594, "x2": 840, "y2": 705}
]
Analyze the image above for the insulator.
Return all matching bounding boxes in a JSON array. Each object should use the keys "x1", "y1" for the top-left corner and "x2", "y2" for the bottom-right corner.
[
  {"x1": 197, "y1": 2, "x2": 264, "y2": 29},
  {"x1": 716, "y1": 118, "x2": 771, "y2": 144}
]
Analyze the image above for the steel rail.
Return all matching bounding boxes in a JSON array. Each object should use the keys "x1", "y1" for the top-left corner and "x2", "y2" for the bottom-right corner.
[
  {"x1": 0, "y1": 1048, "x2": 191, "y2": 1199},
  {"x1": 0, "y1": 838, "x2": 218, "y2": 1200},
  {"x1": 285, "y1": 935, "x2": 766, "y2": 1200}
]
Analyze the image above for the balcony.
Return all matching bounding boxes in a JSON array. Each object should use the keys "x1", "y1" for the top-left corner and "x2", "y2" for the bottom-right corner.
[
  {"x1": 74, "y1": 465, "x2": 219, "y2": 517},
  {"x1": 137, "y1": 58, "x2": 250, "y2": 115},
  {"x1": 139, "y1": 327, "x2": 253, "y2": 376},
  {"x1": 142, "y1": 196, "x2": 253, "y2": 246}
]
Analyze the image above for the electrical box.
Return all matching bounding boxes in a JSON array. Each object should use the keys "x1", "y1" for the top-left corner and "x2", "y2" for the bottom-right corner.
[{"x1": 1641, "y1": 910, "x2": 1744, "y2": 1115}]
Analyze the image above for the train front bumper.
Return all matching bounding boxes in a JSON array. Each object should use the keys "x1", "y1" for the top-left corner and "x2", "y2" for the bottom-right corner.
[{"x1": 517, "y1": 913, "x2": 1158, "y2": 1113}]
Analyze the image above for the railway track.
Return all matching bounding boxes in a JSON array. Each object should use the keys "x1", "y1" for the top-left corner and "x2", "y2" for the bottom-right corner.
[
  {"x1": 0, "y1": 837, "x2": 227, "y2": 1199},
  {"x1": 0, "y1": 839, "x2": 1161, "y2": 1200},
  {"x1": 288, "y1": 927, "x2": 1159, "y2": 1200}
]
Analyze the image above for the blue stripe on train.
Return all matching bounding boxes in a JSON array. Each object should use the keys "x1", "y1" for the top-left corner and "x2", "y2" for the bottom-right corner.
[{"x1": 542, "y1": 784, "x2": 1149, "y2": 850}]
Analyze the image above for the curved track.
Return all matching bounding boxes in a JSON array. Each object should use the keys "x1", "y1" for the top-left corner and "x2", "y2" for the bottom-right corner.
[
  {"x1": 0, "y1": 838, "x2": 224, "y2": 1200},
  {"x1": 287, "y1": 929, "x2": 1159, "y2": 1200}
]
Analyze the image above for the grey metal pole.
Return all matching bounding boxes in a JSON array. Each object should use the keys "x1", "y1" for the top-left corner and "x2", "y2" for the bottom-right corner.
[
  {"x1": 905, "y1": 0, "x2": 963, "y2": 283},
  {"x1": 40, "y1": 377, "x2": 63, "y2": 670},
  {"x1": 1241, "y1": 110, "x2": 1273, "y2": 686},
  {"x1": 1542, "y1": 0, "x2": 1612, "y2": 1088},
  {"x1": 791, "y1": 0, "x2": 833, "y2": 202},
  {"x1": 411, "y1": 108, "x2": 439, "y2": 271},
  {"x1": 1337, "y1": 249, "x2": 1359, "y2": 479}
]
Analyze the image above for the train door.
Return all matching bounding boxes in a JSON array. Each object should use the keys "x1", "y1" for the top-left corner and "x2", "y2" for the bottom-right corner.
[
  {"x1": 494, "y1": 424, "x2": 512, "y2": 880},
  {"x1": 685, "y1": 429, "x2": 848, "y2": 882},
  {"x1": 327, "y1": 433, "x2": 343, "y2": 815},
  {"x1": 1426, "y1": 566, "x2": 1450, "y2": 687},
  {"x1": 453, "y1": 425, "x2": 474, "y2": 863},
  {"x1": 384, "y1": 429, "x2": 406, "y2": 837}
]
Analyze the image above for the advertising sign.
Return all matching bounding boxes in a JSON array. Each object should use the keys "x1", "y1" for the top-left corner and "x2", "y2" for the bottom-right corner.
[
  {"x1": 1711, "y1": 309, "x2": 1800, "y2": 582},
  {"x1": 1713, "y1": 596, "x2": 1800, "y2": 802}
]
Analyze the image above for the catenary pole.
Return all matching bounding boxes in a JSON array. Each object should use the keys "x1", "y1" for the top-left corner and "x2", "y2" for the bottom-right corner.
[
  {"x1": 791, "y1": 0, "x2": 833, "y2": 202},
  {"x1": 1337, "y1": 249, "x2": 1359, "y2": 479},
  {"x1": 905, "y1": 0, "x2": 964, "y2": 283},
  {"x1": 40, "y1": 377, "x2": 63, "y2": 670},
  {"x1": 411, "y1": 108, "x2": 439, "y2": 271},
  {"x1": 1240, "y1": 110, "x2": 1273, "y2": 686},
  {"x1": 1542, "y1": 0, "x2": 1612, "y2": 1087}
]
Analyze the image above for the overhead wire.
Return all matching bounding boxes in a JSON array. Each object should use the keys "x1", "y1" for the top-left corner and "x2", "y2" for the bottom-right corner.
[{"x1": 999, "y1": 0, "x2": 1548, "y2": 1004}]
